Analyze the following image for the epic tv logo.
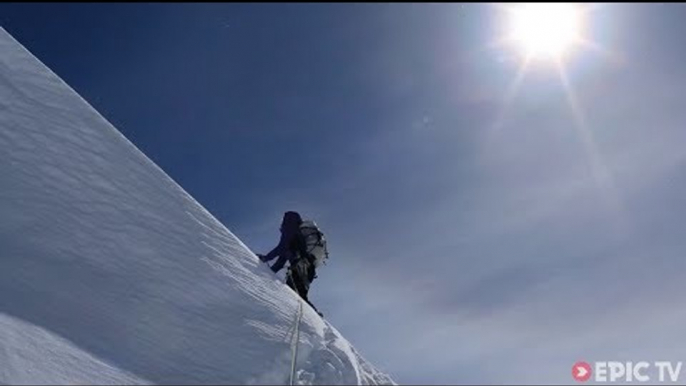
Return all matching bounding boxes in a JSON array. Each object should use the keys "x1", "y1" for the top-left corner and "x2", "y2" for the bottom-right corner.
[{"x1": 572, "y1": 361, "x2": 683, "y2": 383}]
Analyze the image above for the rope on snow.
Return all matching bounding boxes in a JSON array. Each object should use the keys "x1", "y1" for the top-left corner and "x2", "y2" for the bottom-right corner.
[{"x1": 289, "y1": 299, "x2": 304, "y2": 386}]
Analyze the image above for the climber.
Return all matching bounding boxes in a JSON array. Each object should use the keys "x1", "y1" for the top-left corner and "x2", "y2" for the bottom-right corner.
[{"x1": 257, "y1": 211, "x2": 322, "y2": 316}]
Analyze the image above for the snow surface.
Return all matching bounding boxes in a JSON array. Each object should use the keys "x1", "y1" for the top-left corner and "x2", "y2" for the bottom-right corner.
[{"x1": 0, "y1": 27, "x2": 395, "y2": 385}]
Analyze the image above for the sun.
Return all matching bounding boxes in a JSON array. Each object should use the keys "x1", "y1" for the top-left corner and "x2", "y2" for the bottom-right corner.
[
  {"x1": 507, "y1": 3, "x2": 583, "y2": 61},
  {"x1": 489, "y1": 3, "x2": 622, "y2": 230}
]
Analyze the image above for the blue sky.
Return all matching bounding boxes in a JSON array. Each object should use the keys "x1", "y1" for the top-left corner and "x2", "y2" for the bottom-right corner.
[{"x1": 2, "y1": 3, "x2": 686, "y2": 384}]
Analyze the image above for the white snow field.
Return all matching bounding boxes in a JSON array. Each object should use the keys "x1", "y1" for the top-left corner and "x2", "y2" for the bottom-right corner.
[{"x1": 0, "y1": 27, "x2": 395, "y2": 385}]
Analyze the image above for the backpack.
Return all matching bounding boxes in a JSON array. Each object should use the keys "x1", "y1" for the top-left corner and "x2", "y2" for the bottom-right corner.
[{"x1": 299, "y1": 220, "x2": 329, "y2": 268}]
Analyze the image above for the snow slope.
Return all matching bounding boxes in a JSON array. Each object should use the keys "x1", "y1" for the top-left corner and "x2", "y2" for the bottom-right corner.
[{"x1": 0, "y1": 27, "x2": 395, "y2": 385}]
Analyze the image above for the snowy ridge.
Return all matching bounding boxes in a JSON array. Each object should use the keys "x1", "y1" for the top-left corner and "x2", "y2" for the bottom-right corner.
[{"x1": 0, "y1": 26, "x2": 395, "y2": 385}]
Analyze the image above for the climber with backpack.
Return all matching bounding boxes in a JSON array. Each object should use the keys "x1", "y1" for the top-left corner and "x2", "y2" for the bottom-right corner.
[{"x1": 257, "y1": 211, "x2": 328, "y2": 316}]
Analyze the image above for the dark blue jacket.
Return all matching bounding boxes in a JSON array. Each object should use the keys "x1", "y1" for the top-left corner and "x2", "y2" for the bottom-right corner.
[{"x1": 261, "y1": 211, "x2": 308, "y2": 273}]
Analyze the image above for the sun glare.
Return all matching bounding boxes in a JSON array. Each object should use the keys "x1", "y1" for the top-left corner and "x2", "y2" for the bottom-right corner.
[
  {"x1": 488, "y1": 3, "x2": 624, "y2": 227},
  {"x1": 508, "y1": 3, "x2": 583, "y2": 61}
]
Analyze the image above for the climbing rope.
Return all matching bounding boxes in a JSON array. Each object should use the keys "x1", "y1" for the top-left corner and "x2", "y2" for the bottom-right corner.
[{"x1": 289, "y1": 299, "x2": 304, "y2": 386}]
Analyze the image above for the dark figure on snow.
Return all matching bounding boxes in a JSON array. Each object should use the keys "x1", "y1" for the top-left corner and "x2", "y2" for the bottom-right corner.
[{"x1": 258, "y1": 211, "x2": 321, "y2": 315}]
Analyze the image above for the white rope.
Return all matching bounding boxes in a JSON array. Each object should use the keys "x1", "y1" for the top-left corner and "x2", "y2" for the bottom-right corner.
[
  {"x1": 283, "y1": 297, "x2": 299, "y2": 343},
  {"x1": 289, "y1": 299, "x2": 304, "y2": 386}
]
